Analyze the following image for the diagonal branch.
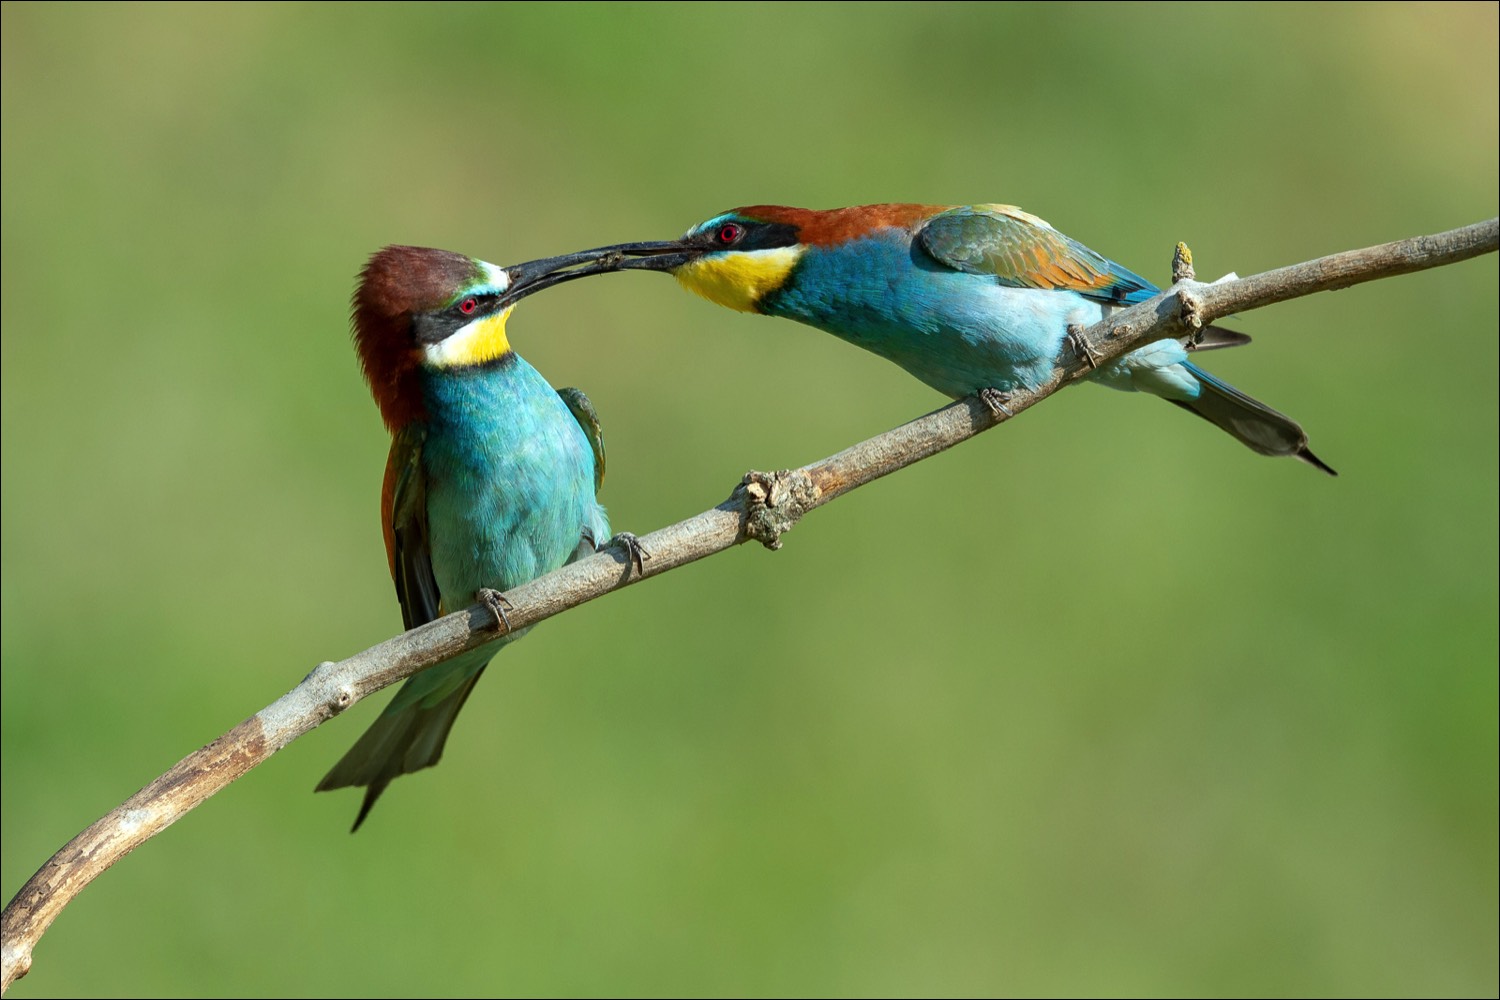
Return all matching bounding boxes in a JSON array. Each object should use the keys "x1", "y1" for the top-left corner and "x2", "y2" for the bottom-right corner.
[{"x1": 2, "y1": 217, "x2": 1495, "y2": 994}]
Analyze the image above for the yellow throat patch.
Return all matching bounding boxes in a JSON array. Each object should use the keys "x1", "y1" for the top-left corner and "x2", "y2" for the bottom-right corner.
[
  {"x1": 423, "y1": 307, "x2": 514, "y2": 369},
  {"x1": 674, "y1": 247, "x2": 804, "y2": 313}
]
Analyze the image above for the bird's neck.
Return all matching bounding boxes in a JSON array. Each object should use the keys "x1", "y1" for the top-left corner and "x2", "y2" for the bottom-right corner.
[
  {"x1": 416, "y1": 351, "x2": 536, "y2": 424},
  {"x1": 759, "y1": 233, "x2": 912, "y2": 330}
]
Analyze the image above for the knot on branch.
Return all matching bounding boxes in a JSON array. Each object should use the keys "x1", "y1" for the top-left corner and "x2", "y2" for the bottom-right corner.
[
  {"x1": 2, "y1": 945, "x2": 31, "y2": 987},
  {"x1": 1175, "y1": 287, "x2": 1205, "y2": 336},
  {"x1": 300, "y1": 661, "x2": 355, "y2": 718},
  {"x1": 740, "y1": 469, "x2": 819, "y2": 551},
  {"x1": 1171, "y1": 242, "x2": 1203, "y2": 335}
]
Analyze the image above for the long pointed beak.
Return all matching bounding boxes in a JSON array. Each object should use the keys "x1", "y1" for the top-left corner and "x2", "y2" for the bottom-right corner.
[
  {"x1": 497, "y1": 240, "x2": 703, "y2": 307},
  {"x1": 501, "y1": 248, "x2": 627, "y2": 294}
]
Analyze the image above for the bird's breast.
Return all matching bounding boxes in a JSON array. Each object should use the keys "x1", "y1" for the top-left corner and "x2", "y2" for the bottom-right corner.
[{"x1": 419, "y1": 359, "x2": 605, "y2": 602}]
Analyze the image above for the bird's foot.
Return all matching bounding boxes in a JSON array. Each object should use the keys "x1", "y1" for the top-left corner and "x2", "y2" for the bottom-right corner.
[
  {"x1": 1067, "y1": 325, "x2": 1100, "y2": 369},
  {"x1": 977, "y1": 387, "x2": 1014, "y2": 418},
  {"x1": 609, "y1": 532, "x2": 650, "y2": 576},
  {"x1": 477, "y1": 588, "x2": 513, "y2": 633}
]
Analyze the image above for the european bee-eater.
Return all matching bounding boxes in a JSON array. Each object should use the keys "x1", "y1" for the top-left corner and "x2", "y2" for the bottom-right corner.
[
  {"x1": 317, "y1": 245, "x2": 621, "y2": 830},
  {"x1": 586, "y1": 204, "x2": 1334, "y2": 473}
]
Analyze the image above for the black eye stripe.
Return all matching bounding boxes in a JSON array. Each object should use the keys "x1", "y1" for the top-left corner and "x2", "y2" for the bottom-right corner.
[
  {"x1": 707, "y1": 220, "x2": 799, "y2": 252},
  {"x1": 411, "y1": 293, "x2": 504, "y2": 345}
]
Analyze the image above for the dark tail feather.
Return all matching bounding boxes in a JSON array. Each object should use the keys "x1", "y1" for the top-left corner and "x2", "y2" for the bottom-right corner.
[
  {"x1": 1174, "y1": 363, "x2": 1337, "y2": 476},
  {"x1": 1191, "y1": 325, "x2": 1252, "y2": 351},
  {"x1": 315, "y1": 668, "x2": 487, "y2": 831}
]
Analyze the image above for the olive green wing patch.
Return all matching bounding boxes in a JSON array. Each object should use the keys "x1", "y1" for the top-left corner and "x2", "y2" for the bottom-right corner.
[
  {"x1": 918, "y1": 205, "x2": 1155, "y2": 305},
  {"x1": 385, "y1": 423, "x2": 441, "y2": 630},
  {"x1": 557, "y1": 386, "x2": 606, "y2": 492}
]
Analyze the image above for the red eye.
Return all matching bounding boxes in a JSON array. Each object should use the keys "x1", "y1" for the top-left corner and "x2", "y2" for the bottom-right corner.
[
  {"x1": 459, "y1": 297, "x2": 478, "y2": 315},
  {"x1": 717, "y1": 223, "x2": 742, "y2": 244}
]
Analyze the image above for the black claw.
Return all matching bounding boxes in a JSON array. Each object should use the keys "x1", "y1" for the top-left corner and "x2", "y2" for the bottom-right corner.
[
  {"x1": 477, "y1": 588, "x2": 513, "y2": 632},
  {"x1": 977, "y1": 387, "x2": 1014, "y2": 418},
  {"x1": 1067, "y1": 324, "x2": 1100, "y2": 368},
  {"x1": 610, "y1": 532, "x2": 650, "y2": 576}
]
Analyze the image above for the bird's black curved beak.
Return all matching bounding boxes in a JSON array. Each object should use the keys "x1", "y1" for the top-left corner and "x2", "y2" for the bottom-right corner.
[{"x1": 497, "y1": 240, "x2": 705, "y2": 307}]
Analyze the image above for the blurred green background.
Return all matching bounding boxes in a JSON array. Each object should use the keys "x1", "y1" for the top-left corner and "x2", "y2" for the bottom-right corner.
[{"x1": 3, "y1": 3, "x2": 1495, "y2": 996}]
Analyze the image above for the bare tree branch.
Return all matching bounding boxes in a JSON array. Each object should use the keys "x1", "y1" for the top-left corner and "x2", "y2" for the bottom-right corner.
[{"x1": 3, "y1": 217, "x2": 1494, "y2": 994}]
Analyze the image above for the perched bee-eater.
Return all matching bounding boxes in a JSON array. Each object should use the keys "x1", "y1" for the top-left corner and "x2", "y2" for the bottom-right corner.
[
  {"x1": 585, "y1": 204, "x2": 1334, "y2": 473},
  {"x1": 318, "y1": 245, "x2": 625, "y2": 830}
]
